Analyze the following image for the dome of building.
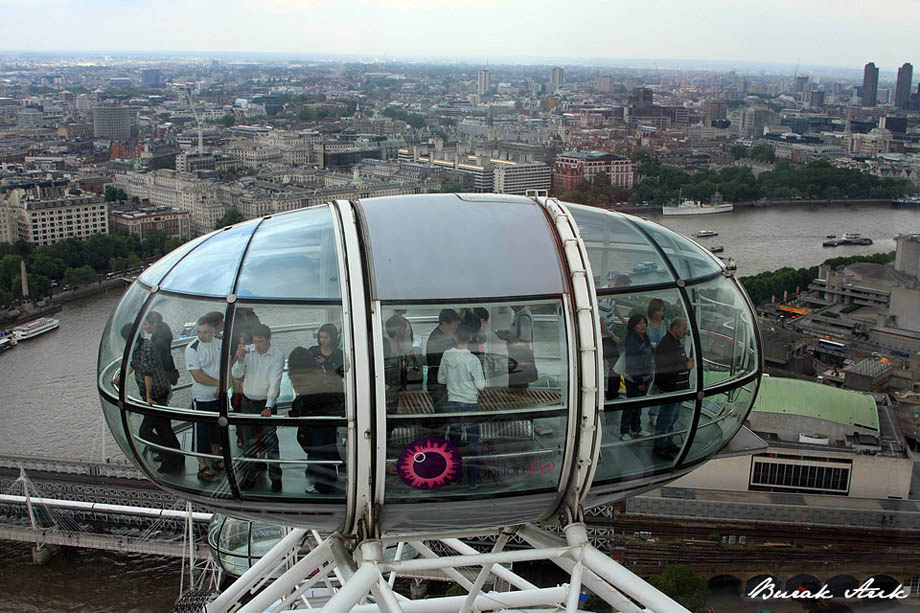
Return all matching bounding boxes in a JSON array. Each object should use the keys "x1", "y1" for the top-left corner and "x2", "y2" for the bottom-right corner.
[{"x1": 97, "y1": 194, "x2": 761, "y2": 535}]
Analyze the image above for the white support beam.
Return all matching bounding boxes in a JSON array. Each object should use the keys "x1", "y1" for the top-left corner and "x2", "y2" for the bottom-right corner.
[
  {"x1": 208, "y1": 528, "x2": 307, "y2": 613},
  {"x1": 349, "y1": 586, "x2": 570, "y2": 613},
  {"x1": 517, "y1": 524, "x2": 643, "y2": 613},
  {"x1": 440, "y1": 537, "x2": 539, "y2": 592},
  {"x1": 380, "y1": 545, "x2": 572, "y2": 573}
]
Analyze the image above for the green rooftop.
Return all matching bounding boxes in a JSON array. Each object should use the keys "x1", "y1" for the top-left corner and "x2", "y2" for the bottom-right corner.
[{"x1": 751, "y1": 376, "x2": 879, "y2": 432}]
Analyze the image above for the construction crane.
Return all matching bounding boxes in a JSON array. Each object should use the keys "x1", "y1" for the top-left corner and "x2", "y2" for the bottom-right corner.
[{"x1": 183, "y1": 85, "x2": 204, "y2": 155}]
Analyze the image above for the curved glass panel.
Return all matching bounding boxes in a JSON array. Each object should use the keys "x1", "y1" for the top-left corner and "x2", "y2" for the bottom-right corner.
[
  {"x1": 127, "y1": 293, "x2": 226, "y2": 412},
  {"x1": 100, "y1": 398, "x2": 132, "y2": 460},
  {"x1": 684, "y1": 381, "x2": 757, "y2": 464},
  {"x1": 125, "y1": 409, "x2": 230, "y2": 496},
  {"x1": 159, "y1": 219, "x2": 261, "y2": 297},
  {"x1": 594, "y1": 396, "x2": 696, "y2": 481},
  {"x1": 628, "y1": 216, "x2": 723, "y2": 280},
  {"x1": 139, "y1": 232, "x2": 214, "y2": 286},
  {"x1": 98, "y1": 281, "x2": 149, "y2": 395},
  {"x1": 596, "y1": 287, "x2": 698, "y2": 468},
  {"x1": 236, "y1": 206, "x2": 341, "y2": 300},
  {"x1": 565, "y1": 203, "x2": 674, "y2": 287},
  {"x1": 225, "y1": 302, "x2": 347, "y2": 500},
  {"x1": 381, "y1": 299, "x2": 568, "y2": 501},
  {"x1": 688, "y1": 275, "x2": 758, "y2": 388},
  {"x1": 360, "y1": 194, "x2": 565, "y2": 300}
]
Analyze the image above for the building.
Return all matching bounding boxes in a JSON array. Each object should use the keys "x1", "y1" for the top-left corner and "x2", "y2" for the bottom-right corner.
[
  {"x1": 702, "y1": 101, "x2": 727, "y2": 127},
  {"x1": 109, "y1": 204, "x2": 191, "y2": 241},
  {"x1": 93, "y1": 103, "x2": 132, "y2": 140},
  {"x1": 845, "y1": 127, "x2": 892, "y2": 156},
  {"x1": 551, "y1": 67, "x2": 565, "y2": 91},
  {"x1": 552, "y1": 151, "x2": 635, "y2": 192},
  {"x1": 140, "y1": 69, "x2": 164, "y2": 87},
  {"x1": 477, "y1": 70, "x2": 491, "y2": 96},
  {"x1": 673, "y1": 377, "x2": 912, "y2": 500},
  {"x1": 16, "y1": 108, "x2": 43, "y2": 129},
  {"x1": 895, "y1": 62, "x2": 914, "y2": 110},
  {"x1": 0, "y1": 190, "x2": 108, "y2": 246},
  {"x1": 57, "y1": 123, "x2": 94, "y2": 139},
  {"x1": 492, "y1": 161, "x2": 551, "y2": 195},
  {"x1": 862, "y1": 62, "x2": 879, "y2": 107},
  {"x1": 807, "y1": 90, "x2": 825, "y2": 108},
  {"x1": 175, "y1": 151, "x2": 237, "y2": 174},
  {"x1": 794, "y1": 75, "x2": 809, "y2": 93},
  {"x1": 114, "y1": 169, "x2": 221, "y2": 236}
]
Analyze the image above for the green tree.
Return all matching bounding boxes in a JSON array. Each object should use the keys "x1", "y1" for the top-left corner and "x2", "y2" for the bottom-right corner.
[
  {"x1": 104, "y1": 185, "x2": 127, "y2": 201},
  {"x1": 141, "y1": 229, "x2": 169, "y2": 259},
  {"x1": 750, "y1": 144, "x2": 775, "y2": 162},
  {"x1": 218, "y1": 114, "x2": 236, "y2": 127},
  {"x1": 730, "y1": 144, "x2": 748, "y2": 160},
  {"x1": 215, "y1": 208, "x2": 245, "y2": 229},
  {"x1": 0, "y1": 254, "x2": 23, "y2": 294},
  {"x1": 163, "y1": 237, "x2": 185, "y2": 253},
  {"x1": 63, "y1": 265, "x2": 98, "y2": 287},
  {"x1": 647, "y1": 565, "x2": 710, "y2": 611},
  {"x1": 0, "y1": 287, "x2": 12, "y2": 307}
]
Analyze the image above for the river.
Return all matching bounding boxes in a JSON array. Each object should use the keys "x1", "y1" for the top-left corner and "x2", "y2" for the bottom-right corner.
[{"x1": 0, "y1": 202, "x2": 917, "y2": 610}]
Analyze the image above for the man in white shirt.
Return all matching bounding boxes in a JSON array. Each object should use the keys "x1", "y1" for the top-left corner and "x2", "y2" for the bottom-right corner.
[
  {"x1": 231, "y1": 323, "x2": 284, "y2": 491},
  {"x1": 186, "y1": 317, "x2": 223, "y2": 483}
]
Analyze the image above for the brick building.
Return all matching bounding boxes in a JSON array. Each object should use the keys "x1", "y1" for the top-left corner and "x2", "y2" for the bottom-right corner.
[{"x1": 552, "y1": 151, "x2": 635, "y2": 193}]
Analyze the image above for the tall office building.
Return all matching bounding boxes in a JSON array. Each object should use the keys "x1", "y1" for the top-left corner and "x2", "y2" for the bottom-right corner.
[
  {"x1": 140, "y1": 69, "x2": 164, "y2": 87},
  {"x1": 93, "y1": 103, "x2": 132, "y2": 140},
  {"x1": 862, "y1": 62, "x2": 879, "y2": 107},
  {"x1": 895, "y1": 62, "x2": 913, "y2": 110},
  {"x1": 794, "y1": 75, "x2": 809, "y2": 93},
  {"x1": 477, "y1": 70, "x2": 491, "y2": 96},
  {"x1": 551, "y1": 67, "x2": 565, "y2": 91}
]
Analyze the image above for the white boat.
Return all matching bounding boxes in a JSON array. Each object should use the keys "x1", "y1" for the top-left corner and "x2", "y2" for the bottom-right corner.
[
  {"x1": 662, "y1": 199, "x2": 734, "y2": 216},
  {"x1": 0, "y1": 336, "x2": 16, "y2": 352},
  {"x1": 12, "y1": 317, "x2": 60, "y2": 341}
]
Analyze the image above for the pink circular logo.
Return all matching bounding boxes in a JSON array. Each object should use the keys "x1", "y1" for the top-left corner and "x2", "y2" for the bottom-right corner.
[{"x1": 397, "y1": 437, "x2": 461, "y2": 489}]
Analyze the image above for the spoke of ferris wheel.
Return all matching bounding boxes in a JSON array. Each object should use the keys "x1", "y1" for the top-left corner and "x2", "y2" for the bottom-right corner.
[
  {"x1": 440, "y1": 536, "x2": 539, "y2": 591},
  {"x1": 458, "y1": 530, "x2": 512, "y2": 613},
  {"x1": 208, "y1": 528, "x2": 309, "y2": 612},
  {"x1": 405, "y1": 540, "x2": 475, "y2": 590},
  {"x1": 237, "y1": 538, "x2": 337, "y2": 613}
]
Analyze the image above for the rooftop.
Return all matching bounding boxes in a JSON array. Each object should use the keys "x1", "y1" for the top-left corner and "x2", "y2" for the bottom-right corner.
[
  {"x1": 559, "y1": 151, "x2": 627, "y2": 161},
  {"x1": 752, "y1": 376, "x2": 879, "y2": 432},
  {"x1": 844, "y1": 358, "x2": 893, "y2": 378}
]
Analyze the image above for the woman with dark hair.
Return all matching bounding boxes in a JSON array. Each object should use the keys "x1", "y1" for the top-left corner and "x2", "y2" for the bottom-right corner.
[
  {"x1": 619, "y1": 314, "x2": 653, "y2": 440},
  {"x1": 288, "y1": 346, "x2": 345, "y2": 495},
  {"x1": 131, "y1": 320, "x2": 184, "y2": 472},
  {"x1": 308, "y1": 323, "x2": 344, "y2": 378}
]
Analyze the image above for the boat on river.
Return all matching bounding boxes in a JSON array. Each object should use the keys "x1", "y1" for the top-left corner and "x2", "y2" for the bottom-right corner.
[
  {"x1": 12, "y1": 317, "x2": 60, "y2": 341},
  {"x1": 892, "y1": 196, "x2": 920, "y2": 208},
  {"x1": 709, "y1": 245, "x2": 725, "y2": 253},
  {"x1": 694, "y1": 230, "x2": 719, "y2": 238},
  {"x1": 0, "y1": 336, "x2": 15, "y2": 352},
  {"x1": 823, "y1": 233, "x2": 873, "y2": 247},
  {"x1": 662, "y1": 199, "x2": 734, "y2": 216}
]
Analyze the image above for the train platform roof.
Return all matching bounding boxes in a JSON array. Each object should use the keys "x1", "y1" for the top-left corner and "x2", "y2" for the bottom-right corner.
[{"x1": 751, "y1": 376, "x2": 879, "y2": 431}]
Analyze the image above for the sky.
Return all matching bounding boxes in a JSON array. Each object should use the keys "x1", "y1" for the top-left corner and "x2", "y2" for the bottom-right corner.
[{"x1": 1, "y1": 0, "x2": 917, "y2": 73}]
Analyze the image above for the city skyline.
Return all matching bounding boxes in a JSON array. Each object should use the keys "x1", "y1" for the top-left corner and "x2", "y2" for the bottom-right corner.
[{"x1": 0, "y1": 0, "x2": 918, "y2": 71}]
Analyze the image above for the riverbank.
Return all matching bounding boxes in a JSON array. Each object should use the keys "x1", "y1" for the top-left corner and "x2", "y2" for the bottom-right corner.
[{"x1": 0, "y1": 277, "x2": 128, "y2": 327}]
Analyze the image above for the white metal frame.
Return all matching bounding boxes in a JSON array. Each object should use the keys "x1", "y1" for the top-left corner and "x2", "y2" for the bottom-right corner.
[
  {"x1": 206, "y1": 522, "x2": 690, "y2": 613},
  {"x1": 334, "y1": 200, "x2": 374, "y2": 535}
]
